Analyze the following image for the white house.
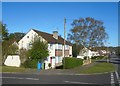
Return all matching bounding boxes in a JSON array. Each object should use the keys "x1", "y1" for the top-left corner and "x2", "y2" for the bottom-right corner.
[
  {"x1": 77, "y1": 47, "x2": 100, "y2": 59},
  {"x1": 18, "y1": 29, "x2": 72, "y2": 69},
  {"x1": 77, "y1": 47, "x2": 92, "y2": 59}
]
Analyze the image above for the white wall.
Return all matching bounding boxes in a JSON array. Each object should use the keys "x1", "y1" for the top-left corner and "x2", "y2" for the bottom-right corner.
[
  {"x1": 69, "y1": 46, "x2": 72, "y2": 56},
  {"x1": 77, "y1": 56, "x2": 84, "y2": 59},
  {"x1": 48, "y1": 44, "x2": 56, "y2": 57},
  {"x1": 18, "y1": 29, "x2": 47, "y2": 50},
  {"x1": 4, "y1": 55, "x2": 21, "y2": 67},
  {"x1": 18, "y1": 29, "x2": 38, "y2": 50}
]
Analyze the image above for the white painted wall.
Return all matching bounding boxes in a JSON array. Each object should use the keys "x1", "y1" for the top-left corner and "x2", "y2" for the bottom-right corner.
[
  {"x1": 4, "y1": 55, "x2": 21, "y2": 67},
  {"x1": 18, "y1": 29, "x2": 38, "y2": 50},
  {"x1": 77, "y1": 56, "x2": 84, "y2": 59},
  {"x1": 69, "y1": 46, "x2": 72, "y2": 56},
  {"x1": 18, "y1": 29, "x2": 72, "y2": 69},
  {"x1": 18, "y1": 29, "x2": 47, "y2": 50}
]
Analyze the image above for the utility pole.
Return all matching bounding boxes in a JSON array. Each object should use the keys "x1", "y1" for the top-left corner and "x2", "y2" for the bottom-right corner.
[{"x1": 64, "y1": 18, "x2": 66, "y2": 69}]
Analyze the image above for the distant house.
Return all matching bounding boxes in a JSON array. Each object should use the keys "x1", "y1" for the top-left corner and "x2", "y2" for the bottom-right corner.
[
  {"x1": 77, "y1": 47, "x2": 100, "y2": 59},
  {"x1": 98, "y1": 50, "x2": 109, "y2": 56},
  {"x1": 18, "y1": 29, "x2": 72, "y2": 69}
]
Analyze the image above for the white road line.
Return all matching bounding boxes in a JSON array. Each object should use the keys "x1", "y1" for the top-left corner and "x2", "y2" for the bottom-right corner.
[
  {"x1": 111, "y1": 73, "x2": 115, "y2": 86},
  {"x1": 64, "y1": 81, "x2": 96, "y2": 84},
  {"x1": 115, "y1": 71, "x2": 120, "y2": 86},
  {"x1": 0, "y1": 77, "x2": 39, "y2": 80},
  {"x1": 25, "y1": 78, "x2": 39, "y2": 80},
  {"x1": 115, "y1": 72, "x2": 119, "y2": 80}
]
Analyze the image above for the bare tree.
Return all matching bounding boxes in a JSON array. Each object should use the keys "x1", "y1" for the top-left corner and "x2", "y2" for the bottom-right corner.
[{"x1": 67, "y1": 17, "x2": 108, "y2": 48}]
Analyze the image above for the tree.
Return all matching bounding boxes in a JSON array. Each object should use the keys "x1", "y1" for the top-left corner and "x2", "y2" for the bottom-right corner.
[
  {"x1": 67, "y1": 17, "x2": 108, "y2": 48},
  {"x1": 28, "y1": 39, "x2": 49, "y2": 61},
  {"x1": 0, "y1": 22, "x2": 9, "y2": 40},
  {"x1": 1, "y1": 22, "x2": 9, "y2": 62},
  {"x1": 9, "y1": 32, "x2": 25, "y2": 42},
  {"x1": 19, "y1": 48, "x2": 29, "y2": 63},
  {"x1": 72, "y1": 43, "x2": 83, "y2": 57},
  {"x1": 7, "y1": 43, "x2": 18, "y2": 55}
]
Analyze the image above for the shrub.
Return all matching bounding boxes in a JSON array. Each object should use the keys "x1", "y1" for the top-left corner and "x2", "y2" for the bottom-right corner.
[
  {"x1": 48, "y1": 63, "x2": 51, "y2": 68},
  {"x1": 28, "y1": 39, "x2": 49, "y2": 60},
  {"x1": 23, "y1": 59, "x2": 38, "y2": 68},
  {"x1": 91, "y1": 56, "x2": 104, "y2": 60},
  {"x1": 84, "y1": 56, "x2": 88, "y2": 60},
  {"x1": 62, "y1": 57, "x2": 83, "y2": 69}
]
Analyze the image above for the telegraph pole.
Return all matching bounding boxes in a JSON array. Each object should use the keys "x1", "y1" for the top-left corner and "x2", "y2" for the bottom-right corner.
[{"x1": 64, "y1": 18, "x2": 66, "y2": 69}]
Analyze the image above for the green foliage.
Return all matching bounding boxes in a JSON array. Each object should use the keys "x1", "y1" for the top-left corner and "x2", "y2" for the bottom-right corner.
[
  {"x1": 7, "y1": 43, "x2": 18, "y2": 55},
  {"x1": 2, "y1": 40, "x2": 18, "y2": 62},
  {"x1": 0, "y1": 23, "x2": 9, "y2": 40},
  {"x1": 84, "y1": 56, "x2": 88, "y2": 60},
  {"x1": 91, "y1": 56, "x2": 105, "y2": 60},
  {"x1": 63, "y1": 57, "x2": 83, "y2": 69},
  {"x1": 67, "y1": 17, "x2": 108, "y2": 48},
  {"x1": 28, "y1": 39, "x2": 49, "y2": 61},
  {"x1": 8, "y1": 32, "x2": 25, "y2": 42},
  {"x1": 72, "y1": 43, "x2": 83, "y2": 57},
  {"x1": 22, "y1": 59, "x2": 38, "y2": 68},
  {"x1": 48, "y1": 63, "x2": 51, "y2": 68},
  {"x1": 19, "y1": 48, "x2": 29, "y2": 63}
]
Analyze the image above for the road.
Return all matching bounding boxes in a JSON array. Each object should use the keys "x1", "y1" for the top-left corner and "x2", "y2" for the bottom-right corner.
[
  {"x1": 109, "y1": 54, "x2": 120, "y2": 77},
  {"x1": 1, "y1": 72, "x2": 120, "y2": 86},
  {"x1": 1, "y1": 54, "x2": 120, "y2": 86}
]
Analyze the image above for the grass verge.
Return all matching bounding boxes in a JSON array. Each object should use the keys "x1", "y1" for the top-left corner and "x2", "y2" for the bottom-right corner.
[
  {"x1": 79, "y1": 62, "x2": 116, "y2": 74},
  {"x1": 0, "y1": 66, "x2": 28, "y2": 72}
]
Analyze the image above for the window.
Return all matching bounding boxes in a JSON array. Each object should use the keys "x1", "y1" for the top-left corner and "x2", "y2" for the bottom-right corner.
[
  {"x1": 50, "y1": 44, "x2": 53, "y2": 49},
  {"x1": 65, "y1": 45, "x2": 69, "y2": 50},
  {"x1": 58, "y1": 44, "x2": 62, "y2": 49}
]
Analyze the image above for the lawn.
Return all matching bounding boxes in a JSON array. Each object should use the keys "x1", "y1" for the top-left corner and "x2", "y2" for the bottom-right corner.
[
  {"x1": 0, "y1": 66, "x2": 35, "y2": 73},
  {"x1": 0, "y1": 66, "x2": 26, "y2": 72},
  {"x1": 79, "y1": 62, "x2": 116, "y2": 74}
]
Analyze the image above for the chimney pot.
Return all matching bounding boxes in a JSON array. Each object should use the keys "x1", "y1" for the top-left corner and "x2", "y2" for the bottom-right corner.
[{"x1": 53, "y1": 31, "x2": 58, "y2": 39}]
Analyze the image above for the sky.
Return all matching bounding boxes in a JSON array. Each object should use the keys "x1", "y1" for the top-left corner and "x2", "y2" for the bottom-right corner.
[{"x1": 2, "y1": 2, "x2": 118, "y2": 47}]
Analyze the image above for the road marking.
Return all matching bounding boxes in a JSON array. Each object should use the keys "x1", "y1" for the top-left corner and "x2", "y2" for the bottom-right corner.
[
  {"x1": 64, "y1": 81, "x2": 97, "y2": 84},
  {"x1": 115, "y1": 71, "x2": 120, "y2": 86},
  {"x1": 0, "y1": 77, "x2": 39, "y2": 80},
  {"x1": 25, "y1": 78, "x2": 39, "y2": 80},
  {"x1": 111, "y1": 73, "x2": 115, "y2": 86}
]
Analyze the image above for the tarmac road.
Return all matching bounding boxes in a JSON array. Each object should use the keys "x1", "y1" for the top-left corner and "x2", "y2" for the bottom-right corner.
[{"x1": 1, "y1": 72, "x2": 120, "y2": 86}]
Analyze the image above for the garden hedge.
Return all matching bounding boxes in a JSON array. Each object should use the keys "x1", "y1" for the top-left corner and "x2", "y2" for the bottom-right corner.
[
  {"x1": 23, "y1": 59, "x2": 38, "y2": 68},
  {"x1": 62, "y1": 57, "x2": 83, "y2": 69}
]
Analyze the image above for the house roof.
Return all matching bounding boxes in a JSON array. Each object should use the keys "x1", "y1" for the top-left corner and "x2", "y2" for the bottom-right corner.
[{"x1": 32, "y1": 29, "x2": 72, "y2": 46}]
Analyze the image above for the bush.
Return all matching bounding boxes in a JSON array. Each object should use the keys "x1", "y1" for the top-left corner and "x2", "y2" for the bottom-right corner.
[
  {"x1": 91, "y1": 56, "x2": 104, "y2": 60},
  {"x1": 22, "y1": 59, "x2": 38, "y2": 68},
  {"x1": 84, "y1": 56, "x2": 88, "y2": 60},
  {"x1": 48, "y1": 63, "x2": 51, "y2": 68},
  {"x1": 62, "y1": 57, "x2": 83, "y2": 69}
]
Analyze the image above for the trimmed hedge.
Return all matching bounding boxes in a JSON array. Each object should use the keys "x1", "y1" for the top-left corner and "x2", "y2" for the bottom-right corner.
[
  {"x1": 62, "y1": 57, "x2": 83, "y2": 69},
  {"x1": 91, "y1": 56, "x2": 105, "y2": 60},
  {"x1": 22, "y1": 59, "x2": 38, "y2": 68}
]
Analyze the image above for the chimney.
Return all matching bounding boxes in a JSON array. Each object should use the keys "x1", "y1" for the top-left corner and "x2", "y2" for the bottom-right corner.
[{"x1": 53, "y1": 31, "x2": 58, "y2": 39}]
